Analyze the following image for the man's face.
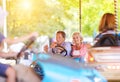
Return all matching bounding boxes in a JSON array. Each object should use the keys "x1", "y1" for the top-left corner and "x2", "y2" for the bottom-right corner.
[{"x1": 56, "y1": 33, "x2": 65, "y2": 45}]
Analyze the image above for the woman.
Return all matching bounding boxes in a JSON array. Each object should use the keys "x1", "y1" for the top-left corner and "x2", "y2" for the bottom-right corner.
[
  {"x1": 71, "y1": 32, "x2": 87, "y2": 63},
  {"x1": 93, "y1": 13, "x2": 120, "y2": 47}
]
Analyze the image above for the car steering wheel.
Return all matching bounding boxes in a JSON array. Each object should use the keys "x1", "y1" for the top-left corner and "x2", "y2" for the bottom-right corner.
[
  {"x1": 52, "y1": 46, "x2": 67, "y2": 56},
  {"x1": 16, "y1": 37, "x2": 36, "y2": 64}
]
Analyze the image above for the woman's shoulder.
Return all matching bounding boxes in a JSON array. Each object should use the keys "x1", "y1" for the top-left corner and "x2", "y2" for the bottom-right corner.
[
  {"x1": 94, "y1": 30, "x2": 116, "y2": 40},
  {"x1": 81, "y1": 42, "x2": 87, "y2": 47},
  {"x1": 82, "y1": 42, "x2": 92, "y2": 49},
  {"x1": 94, "y1": 33, "x2": 102, "y2": 40}
]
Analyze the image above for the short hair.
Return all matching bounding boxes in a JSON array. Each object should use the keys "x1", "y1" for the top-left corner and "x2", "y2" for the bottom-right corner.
[{"x1": 56, "y1": 31, "x2": 66, "y2": 38}]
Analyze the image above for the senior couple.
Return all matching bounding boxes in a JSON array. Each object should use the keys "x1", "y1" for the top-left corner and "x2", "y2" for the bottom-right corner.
[{"x1": 44, "y1": 31, "x2": 88, "y2": 63}]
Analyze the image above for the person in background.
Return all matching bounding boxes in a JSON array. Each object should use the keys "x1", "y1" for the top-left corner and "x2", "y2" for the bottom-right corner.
[
  {"x1": 71, "y1": 32, "x2": 88, "y2": 63},
  {"x1": 0, "y1": 32, "x2": 38, "y2": 82},
  {"x1": 44, "y1": 31, "x2": 72, "y2": 57},
  {"x1": 93, "y1": 13, "x2": 119, "y2": 47}
]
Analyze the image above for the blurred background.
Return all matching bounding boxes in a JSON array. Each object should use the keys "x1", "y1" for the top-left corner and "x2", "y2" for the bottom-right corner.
[{"x1": 0, "y1": 0, "x2": 120, "y2": 42}]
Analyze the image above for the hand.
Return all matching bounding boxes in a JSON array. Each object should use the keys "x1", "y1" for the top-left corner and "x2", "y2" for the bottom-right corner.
[
  {"x1": 30, "y1": 32, "x2": 39, "y2": 38},
  {"x1": 44, "y1": 45, "x2": 48, "y2": 53},
  {"x1": 50, "y1": 42, "x2": 57, "y2": 48}
]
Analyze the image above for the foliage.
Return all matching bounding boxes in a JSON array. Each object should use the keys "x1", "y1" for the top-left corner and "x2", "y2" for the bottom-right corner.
[
  {"x1": 6, "y1": 0, "x2": 79, "y2": 38},
  {"x1": 0, "y1": 0, "x2": 120, "y2": 39}
]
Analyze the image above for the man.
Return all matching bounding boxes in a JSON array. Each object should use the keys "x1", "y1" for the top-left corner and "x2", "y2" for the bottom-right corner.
[{"x1": 44, "y1": 31, "x2": 71, "y2": 57}]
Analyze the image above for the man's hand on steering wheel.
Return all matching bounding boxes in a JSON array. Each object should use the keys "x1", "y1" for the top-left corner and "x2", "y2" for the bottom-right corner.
[{"x1": 52, "y1": 45, "x2": 67, "y2": 56}]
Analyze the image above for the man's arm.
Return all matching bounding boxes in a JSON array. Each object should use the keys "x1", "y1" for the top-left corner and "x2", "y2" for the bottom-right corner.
[
  {"x1": 4, "y1": 32, "x2": 38, "y2": 45},
  {"x1": 0, "y1": 51, "x2": 17, "y2": 58}
]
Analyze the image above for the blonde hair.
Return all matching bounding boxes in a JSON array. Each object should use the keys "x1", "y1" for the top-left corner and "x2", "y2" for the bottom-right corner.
[
  {"x1": 72, "y1": 32, "x2": 83, "y2": 41},
  {"x1": 99, "y1": 13, "x2": 116, "y2": 32}
]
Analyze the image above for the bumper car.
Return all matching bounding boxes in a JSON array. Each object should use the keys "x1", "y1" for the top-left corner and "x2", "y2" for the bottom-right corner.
[
  {"x1": 30, "y1": 52, "x2": 107, "y2": 82},
  {"x1": 0, "y1": 37, "x2": 107, "y2": 82},
  {"x1": 88, "y1": 47, "x2": 120, "y2": 81}
]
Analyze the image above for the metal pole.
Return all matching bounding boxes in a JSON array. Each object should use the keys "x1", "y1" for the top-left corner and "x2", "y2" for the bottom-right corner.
[
  {"x1": 2, "y1": 0, "x2": 7, "y2": 37},
  {"x1": 2, "y1": 0, "x2": 8, "y2": 52},
  {"x1": 79, "y1": 0, "x2": 81, "y2": 32},
  {"x1": 114, "y1": 0, "x2": 118, "y2": 29}
]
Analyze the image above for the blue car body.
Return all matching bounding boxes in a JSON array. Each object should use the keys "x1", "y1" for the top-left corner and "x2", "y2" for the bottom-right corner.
[{"x1": 32, "y1": 53, "x2": 107, "y2": 82}]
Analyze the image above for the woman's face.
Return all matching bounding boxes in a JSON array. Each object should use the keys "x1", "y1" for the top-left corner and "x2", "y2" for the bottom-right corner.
[
  {"x1": 72, "y1": 34, "x2": 81, "y2": 45},
  {"x1": 56, "y1": 33, "x2": 65, "y2": 45}
]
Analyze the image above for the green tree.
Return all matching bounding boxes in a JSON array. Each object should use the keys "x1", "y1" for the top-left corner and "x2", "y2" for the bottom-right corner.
[{"x1": 5, "y1": 0, "x2": 120, "y2": 39}]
